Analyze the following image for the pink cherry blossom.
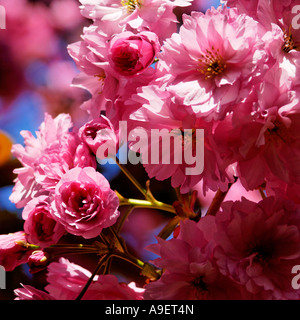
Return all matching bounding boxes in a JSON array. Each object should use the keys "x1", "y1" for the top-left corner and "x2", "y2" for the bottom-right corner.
[
  {"x1": 108, "y1": 31, "x2": 160, "y2": 76},
  {"x1": 50, "y1": 167, "x2": 120, "y2": 239},
  {"x1": 144, "y1": 219, "x2": 242, "y2": 299},
  {"x1": 264, "y1": 178, "x2": 300, "y2": 205},
  {"x1": 212, "y1": 63, "x2": 300, "y2": 191},
  {"x1": 67, "y1": 20, "x2": 121, "y2": 118},
  {"x1": 79, "y1": 115, "x2": 118, "y2": 155},
  {"x1": 0, "y1": 232, "x2": 33, "y2": 271},
  {"x1": 129, "y1": 85, "x2": 234, "y2": 194},
  {"x1": 27, "y1": 250, "x2": 50, "y2": 274},
  {"x1": 214, "y1": 197, "x2": 300, "y2": 300},
  {"x1": 22, "y1": 196, "x2": 65, "y2": 248},
  {"x1": 45, "y1": 257, "x2": 94, "y2": 300},
  {"x1": 262, "y1": 24, "x2": 300, "y2": 72},
  {"x1": 258, "y1": 2, "x2": 300, "y2": 80},
  {"x1": 221, "y1": 0, "x2": 259, "y2": 18},
  {"x1": 68, "y1": 23, "x2": 158, "y2": 119},
  {"x1": 224, "y1": 0, "x2": 299, "y2": 35},
  {"x1": 14, "y1": 285, "x2": 56, "y2": 300},
  {"x1": 224, "y1": 0, "x2": 300, "y2": 60},
  {"x1": 79, "y1": 0, "x2": 192, "y2": 42},
  {"x1": 156, "y1": 6, "x2": 267, "y2": 120},
  {"x1": 3, "y1": 0, "x2": 300, "y2": 302},
  {"x1": 45, "y1": 257, "x2": 144, "y2": 300},
  {"x1": 10, "y1": 113, "x2": 96, "y2": 208}
]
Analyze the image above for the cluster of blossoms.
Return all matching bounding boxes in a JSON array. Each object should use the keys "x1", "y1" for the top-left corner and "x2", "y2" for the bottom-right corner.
[{"x1": 1, "y1": 0, "x2": 300, "y2": 300}]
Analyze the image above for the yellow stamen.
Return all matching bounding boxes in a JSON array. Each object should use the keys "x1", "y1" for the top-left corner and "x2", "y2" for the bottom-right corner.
[
  {"x1": 94, "y1": 72, "x2": 106, "y2": 94},
  {"x1": 198, "y1": 46, "x2": 226, "y2": 80},
  {"x1": 282, "y1": 26, "x2": 300, "y2": 53},
  {"x1": 121, "y1": 0, "x2": 141, "y2": 13}
]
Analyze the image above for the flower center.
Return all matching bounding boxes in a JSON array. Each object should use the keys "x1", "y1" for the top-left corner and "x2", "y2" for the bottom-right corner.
[
  {"x1": 95, "y1": 72, "x2": 106, "y2": 82},
  {"x1": 85, "y1": 127, "x2": 98, "y2": 140},
  {"x1": 247, "y1": 241, "x2": 273, "y2": 264},
  {"x1": 190, "y1": 276, "x2": 209, "y2": 299},
  {"x1": 121, "y1": 0, "x2": 141, "y2": 12},
  {"x1": 282, "y1": 27, "x2": 300, "y2": 53},
  {"x1": 84, "y1": 123, "x2": 104, "y2": 140},
  {"x1": 180, "y1": 128, "x2": 198, "y2": 151},
  {"x1": 94, "y1": 72, "x2": 106, "y2": 94},
  {"x1": 192, "y1": 276, "x2": 208, "y2": 291},
  {"x1": 35, "y1": 211, "x2": 55, "y2": 240},
  {"x1": 198, "y1": 47, "x2": 226, "y2": 80},
  {"x1": 265, "y1": 119, "x2": 290, "y2": 144}
]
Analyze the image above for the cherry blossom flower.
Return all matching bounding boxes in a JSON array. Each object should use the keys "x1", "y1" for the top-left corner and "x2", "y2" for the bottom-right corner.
[
  {"x1": 22, "y1": 196, "x2": 65, "y2": 248},
  {"x1": 0, "y1": 232, "x2": 33, "y2": 271},
  {"x1": 214, "y1": 65, "x2": 300, "y2": 191},
  {"x1": 156, "y1": 6, "x2": 267, "y2": 120},
  {"x1": 68, "y1": 23, "x2": 158, "y2": 118},
  {"x1": 67, "y1": 20, "x2": 121, "y2": 118},
  {"x1": 4, "y1": 0, "x2": 300, "y2": 302},
  {"x1": 50, "y1": 167, "x2": 120, "y2": 239},
  {"x1": 79, "y1": 115, "x2": 118, "y2": 155},
  {"x1": 14, "y1": 285, "x2": 56, "y2": 300},
  {"x1": 224, "y1": 0, "x2": 300, "y2": 63},
  {"x1": 144, "y1": 219, "x2": 242, "y2": 299},
  {"x1": 27, "y1": 250, "x2": 50, "y2": 274},
  {"x1": 129, "y1": 85, "x2": 234, "y2": 194},
  {"x1": 45, "y1": 258, "x2": 144, "y2": 300},
  {"x1": 10, "y1": 113, "x2": 96, "y2": 208},
  {"x1": 221, "y1": 0, "x2": 259, "y2": 18},
  {"x1": 79, "y1": 0, "x2": 192, "y2": 42},
  {"x1": 214, "y1": 197, "x2": 300, "y2": 300},
  {"x1": 108, "y1": 31, "x2": 160, "y2": 76}
]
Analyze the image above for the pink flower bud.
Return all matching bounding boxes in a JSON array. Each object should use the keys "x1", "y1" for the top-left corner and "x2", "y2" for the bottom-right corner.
[
  {"x1": 109, "y1": 31, "x2": 160, "y2": 76},
  {"x1": 28, "y1": 250, "x2": 50, "y2": 274},
  {"x1": 79, "y1": 115, "x2": 118, "y2": 155}
]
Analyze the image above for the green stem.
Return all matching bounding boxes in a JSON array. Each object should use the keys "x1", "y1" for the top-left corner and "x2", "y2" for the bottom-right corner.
[
  {"x1": 111, "y1": 252, "x2": 144, "y2": 270},
  {"x1": 119, "y1": 198, "x2": 176, "y2": 214}
]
